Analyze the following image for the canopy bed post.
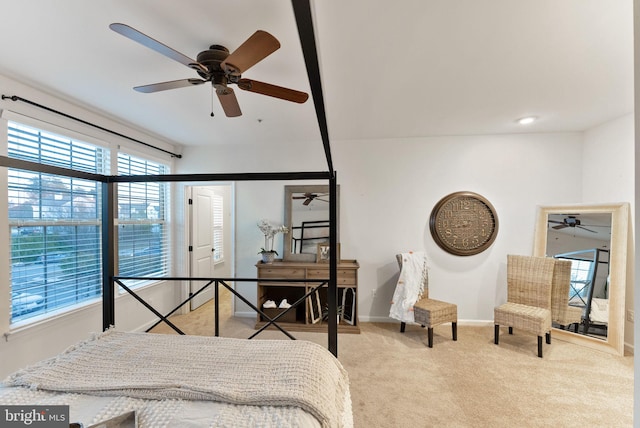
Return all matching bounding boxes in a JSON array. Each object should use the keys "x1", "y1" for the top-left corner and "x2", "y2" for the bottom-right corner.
[
  {"x1": 328, "y1": 172, "x2": 338, "y2": 356},
  {"x1": 214, "y1": 280, "x2": 220, "y2": 337},
  {"x1": 102, "y1": 180, "x2": 116, "y2": 330}
]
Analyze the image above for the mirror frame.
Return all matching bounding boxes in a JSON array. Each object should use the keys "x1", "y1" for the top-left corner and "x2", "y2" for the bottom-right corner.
[
  {"x1": 533, "y1": 202, "x2": 630, "y2": 356},
  {"x1": 283, "y1": 185, "x2": 339, "y2": 262}
]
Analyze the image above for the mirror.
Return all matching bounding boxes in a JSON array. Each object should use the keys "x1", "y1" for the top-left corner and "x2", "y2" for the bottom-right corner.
[
  {"x1": 533, "y1": 202, "x2": 629, "y2": 356},
  {"x1": 284, "y1": 185, "x2": 339, "y2": 262}
]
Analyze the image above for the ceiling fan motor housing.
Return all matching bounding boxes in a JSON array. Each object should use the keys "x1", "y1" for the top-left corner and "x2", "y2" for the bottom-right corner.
[
  {"x1": 196, "y1": 45, "x2": 232, "y2": 84},
  {"x1": 565, "y1": 217, "x2": 580, "y2": 227}
]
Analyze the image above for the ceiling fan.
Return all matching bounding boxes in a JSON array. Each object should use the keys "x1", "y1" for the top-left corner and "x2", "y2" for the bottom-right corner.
[
  {"x1": 548, "y1": 215, "x2": 598, "y2": 233},
  {"x1": 293, "y1": 192, "x2": 329, "y2": 206},
  {"x1": 109, "y1": 23, "x2": 309, "y2": 117}
]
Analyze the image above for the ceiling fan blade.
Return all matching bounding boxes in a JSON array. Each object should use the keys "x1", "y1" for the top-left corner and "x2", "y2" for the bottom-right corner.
[
  {"x1": 303, "y1": 198, "x2": 312, "y2": 206},
  {"x1": 216, "y1": 87, "x2": 242, "y2": 117},
  {"x1": 552, "y1": 224, "x2": 568, "y2": 230},
  {"x1": 237, "y1": 79, "x2": 309, "y2": 103},
  {"x1": 220, "y1": 30, "x2": 280, "y2": 75},
  {"x1": 110, "y1": 23, "x2": 206, "y2": 72},
  {"x1": 134, "y1": 78, "x2": 206, "y2": 93},
  {"x1": 548, "y1": 220, "x2": 564, "y2": 225},
  {"x1": 577, "y1": 226, "x2": 598, "y2": 233}
]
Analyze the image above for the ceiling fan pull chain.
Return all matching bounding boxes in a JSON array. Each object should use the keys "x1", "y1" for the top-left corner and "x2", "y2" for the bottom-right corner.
[{"x1": 210, "y1": 85, "x2": 215, "y2": 117}]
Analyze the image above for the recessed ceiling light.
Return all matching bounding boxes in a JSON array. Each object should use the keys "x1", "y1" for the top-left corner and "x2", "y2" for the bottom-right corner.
[{"x1": 517, "y1": 116, "x2": 537, "y2": 125}]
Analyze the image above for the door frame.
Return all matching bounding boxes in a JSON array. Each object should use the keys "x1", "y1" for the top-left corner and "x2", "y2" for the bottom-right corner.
[{"x1": 184, "y1": 183, "x2": 235, "y2": 315}]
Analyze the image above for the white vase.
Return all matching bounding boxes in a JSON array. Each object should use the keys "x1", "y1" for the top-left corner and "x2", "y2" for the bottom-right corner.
[{"x1": 261, "y1": 251, "x2": 276, "y2": 264}]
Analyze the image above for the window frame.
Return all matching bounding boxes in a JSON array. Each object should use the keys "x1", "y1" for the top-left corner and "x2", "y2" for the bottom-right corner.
[{"x1": 5, "y1": 118, "x2": 173, "y2": 326}]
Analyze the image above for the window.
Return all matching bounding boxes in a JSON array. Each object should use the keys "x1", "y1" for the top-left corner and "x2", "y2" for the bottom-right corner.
[
  {"x1": 212, "y1": 193, "x2": 224, "y2": 263},
  {"x1": 559, "y1": 257, "x2": 593, "y2": 306},
  {"x1": 8, "y1": 122, "x2": 106, "y2": 323},
  {"x1": 7, "y1": 120, "x2": 172, "y2": 325},
  {"x1": 117, "y1": 153, "x2": 169, "y2": 279}
]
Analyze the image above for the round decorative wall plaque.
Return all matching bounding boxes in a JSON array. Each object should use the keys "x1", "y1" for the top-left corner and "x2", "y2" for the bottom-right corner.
[{"x1": 429, "y1": 191, "x2": 499, "y2": 256}]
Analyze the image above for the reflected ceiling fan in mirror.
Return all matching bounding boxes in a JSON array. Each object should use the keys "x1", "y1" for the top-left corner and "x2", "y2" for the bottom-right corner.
[
  {"x1": 548, "y1": 215, "x2": 599, "y2": 233},
  {"x1": 293, "y1": 192, "x2": 328, "y2": 206},
  {"x1": 109, "y1": 23, "x2": 309, "y2": 117}
]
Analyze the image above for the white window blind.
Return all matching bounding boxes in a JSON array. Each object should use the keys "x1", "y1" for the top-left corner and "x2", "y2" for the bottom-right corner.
[
  {"x1": 213, "y1": 193, "x2": 224, "y2": 263},
  {"x1": 117, "y1": 153, "x2": 170, "y2": 280},
  {"x1": 8, "y1": 121, "x2": 107, "y2": 323}
]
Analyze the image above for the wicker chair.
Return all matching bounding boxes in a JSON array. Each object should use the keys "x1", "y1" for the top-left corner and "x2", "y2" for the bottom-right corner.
[
  {"x1": 550, "y1": 258, "x2": 583, "y2": 332},
  {"x1": 396, "y1": 254, "x2": 457, "y2": 348},
  {"x1": 494, "y1": 255, "x2": 555, "y2": 358}
]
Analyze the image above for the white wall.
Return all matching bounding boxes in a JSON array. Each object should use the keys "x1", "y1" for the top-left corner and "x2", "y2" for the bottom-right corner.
[
  {"x1": 332, "y1": 133, "x2": 586, "y2": 322},
  {"x1": 180, "y1": 120, "x2": 633, "y2": 331},
  {"x1": 181, "y1": 132, "x2": 589, "y2": 321}
]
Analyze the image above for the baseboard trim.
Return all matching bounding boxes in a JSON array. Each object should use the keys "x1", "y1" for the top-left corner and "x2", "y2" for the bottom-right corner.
[
  {"x1": 234, "y1": 311, "x2": 257, "y2": 319},
  {"x1": 359, "y1": 316, "x2": 494, "y2": 327}
]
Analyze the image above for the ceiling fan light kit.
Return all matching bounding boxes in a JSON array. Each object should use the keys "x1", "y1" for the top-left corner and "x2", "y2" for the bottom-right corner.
[{"x1": 109, "y1": 23, "x2": 308, "y2": 117}]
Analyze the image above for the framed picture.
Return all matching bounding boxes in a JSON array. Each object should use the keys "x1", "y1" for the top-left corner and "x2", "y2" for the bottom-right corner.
[
  {"x1": 316, "y1": 243, "x2": 340, "y2": 263},
  {"x1": 307, "y1": 290, "x2": 323, "y2": 324},
  {"x1": 341, "y1": 287, "x2": 356, "y2": 325}
]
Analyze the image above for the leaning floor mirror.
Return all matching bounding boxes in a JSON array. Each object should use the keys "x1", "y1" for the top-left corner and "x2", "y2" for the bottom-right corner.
[
  {"x1": 283, "y1": 185, "x2": 339, "y2": 262},
  {"x1": 532, "y1": 202, "x2": 630, "y2": 356}
]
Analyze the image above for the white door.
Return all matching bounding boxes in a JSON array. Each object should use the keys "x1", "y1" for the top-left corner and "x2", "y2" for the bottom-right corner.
[{"x1": 190, "y1": 187, "x2": 215, "y2": 310}]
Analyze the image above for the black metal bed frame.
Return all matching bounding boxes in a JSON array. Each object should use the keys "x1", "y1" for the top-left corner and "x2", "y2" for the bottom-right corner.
[
  {"x1": 0, "y1": 0, "x2": 342, "y2": 356},
  {"x1": 0, "y1": 162, "x2": 340, "y2": 355},
  {"x1": 114, "y1": 276, "x2": 330, "y2": 339},
  {"x1": 292, "y1": 220, "x2": 330, "y2": 253},
  {"x1": 554, "y1": 248, "x2": 610, "y2": 336}
]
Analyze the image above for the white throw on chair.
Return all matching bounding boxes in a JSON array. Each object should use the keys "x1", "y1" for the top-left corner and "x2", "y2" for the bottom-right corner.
[{"x1": 390, "y1": 252, "x2": 457, "y2": 348}]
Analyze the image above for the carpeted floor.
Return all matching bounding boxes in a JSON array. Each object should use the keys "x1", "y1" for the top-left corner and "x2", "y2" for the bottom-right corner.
[{"x1": 151, "y1": 294, "x2": 634, "y2": 427}]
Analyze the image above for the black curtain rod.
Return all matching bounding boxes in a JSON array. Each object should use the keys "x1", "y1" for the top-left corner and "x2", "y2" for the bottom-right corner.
[{"x1": 1, "y1": 94, "x2": 182, "y2": 159}]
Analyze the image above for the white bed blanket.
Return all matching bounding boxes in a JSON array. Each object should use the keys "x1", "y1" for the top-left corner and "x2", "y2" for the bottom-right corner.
[
  {"x1": 0, "y1": 386, "x2": 325, "y2": 427},
  {"x1": 2, "y1": 330, "x2": 352, "y2": 428},
  {"x1": 589, "y1": 298, "x2": 609, "y2": 325}
]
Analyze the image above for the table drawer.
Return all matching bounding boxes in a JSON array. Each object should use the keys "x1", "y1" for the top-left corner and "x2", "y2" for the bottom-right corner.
[
  {"x1": 258, "y1": 267, "x2": 305, "y2": 279},
  {"x1": 307, "y1": 268, "x2": 356, "y2": 285},
  {"x1": 337, "y1": 270, "x2": 356, "y2": 285}
]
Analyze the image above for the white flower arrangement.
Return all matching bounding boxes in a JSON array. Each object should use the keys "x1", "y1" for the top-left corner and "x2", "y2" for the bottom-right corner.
[{"x1": 257, "y1": 219, "x2": 289, "y2": 255}]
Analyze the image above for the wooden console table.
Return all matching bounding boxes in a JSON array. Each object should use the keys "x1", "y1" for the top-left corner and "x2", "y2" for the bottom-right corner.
[{"x1": 255, "y1": 259, "x2": 359, "y2": 333}]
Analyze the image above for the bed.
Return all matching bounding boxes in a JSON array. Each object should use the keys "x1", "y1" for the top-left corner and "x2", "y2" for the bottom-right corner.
[
  {"x1": 587, "y1": 297, "x2": 609, "y2": 325},
  {"x1": 0, "y1": 330, "x2": 352, "y2": 427}
]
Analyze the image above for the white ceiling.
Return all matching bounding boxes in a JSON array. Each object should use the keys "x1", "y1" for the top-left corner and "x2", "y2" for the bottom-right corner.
[{"x1": 0, "y1": 0, "x2": 633, "y2": 150}]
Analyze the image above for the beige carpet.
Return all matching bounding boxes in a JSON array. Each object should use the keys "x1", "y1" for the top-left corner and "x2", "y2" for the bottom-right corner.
[{"x1": 151, "y1": 294, "x2": 633, "y2": 427}]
